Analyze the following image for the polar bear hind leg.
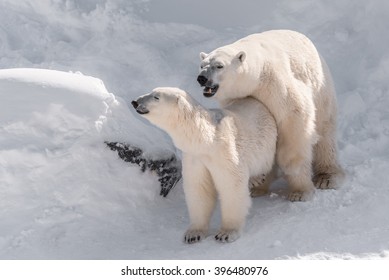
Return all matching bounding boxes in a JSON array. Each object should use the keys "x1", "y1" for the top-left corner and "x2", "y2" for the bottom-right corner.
[
  {"x1": 312, "y1": 58, "x2": 345, "y2": 189},
  {"x1": 313, "y1": 72, "x2": 345, "y2": 189},
  {"x1": 313, "y1": 116, "x2": 345, "y2": 189},
  {"x1": 277, "y1": 112, "x2": 315, "y2": 201}
]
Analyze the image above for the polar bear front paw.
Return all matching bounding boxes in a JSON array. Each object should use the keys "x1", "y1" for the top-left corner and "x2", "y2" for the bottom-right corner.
[
  {"x1": 249, "y1": 174, "x2": 269, "y2": 197},
  {"x1": 249, "y1": 174, "x2": 266, "y2": 188},
  {"x1": 287, "y1": 190, "x2": 313, "y2": 202},
  {"x1": 313, "y1": 173, "x2": 338, "y2": 189},
  {"x1": 215, "y1": 229, "x2": 240, "y2": 243},
  {"x1": 250, "y1": 188, "x2": 268, "y2": 197},
  {"x1": 184, "y1": 229, "x2": 206, "y2": 244}
]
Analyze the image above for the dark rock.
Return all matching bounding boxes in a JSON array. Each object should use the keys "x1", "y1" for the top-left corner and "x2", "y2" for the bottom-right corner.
[{"x1": 105, "y1": 141, "x2": 182, "y2": 197}]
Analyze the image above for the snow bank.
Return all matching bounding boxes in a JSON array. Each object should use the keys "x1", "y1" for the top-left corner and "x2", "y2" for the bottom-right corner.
[
  {"x1": 0, "y1": 68, "x2": 178, "y2": 259},
  {"x1": 0, "y1": 69, "x2": 114, "y2": 148},
  {"x1": 0, "y1": 0, "x2": 389, "y2": 259},
  {"x1": 0, "y1": 68, "x2": 173, "y2": 155}
]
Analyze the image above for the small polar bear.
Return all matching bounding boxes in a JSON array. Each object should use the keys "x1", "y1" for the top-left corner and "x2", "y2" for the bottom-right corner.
[
  {"x1": 197, "y1": 29, "x2": 345, "y2": 201},
  {"x1": 132, "y1": 87, "x2": 277, "y2": 243}
]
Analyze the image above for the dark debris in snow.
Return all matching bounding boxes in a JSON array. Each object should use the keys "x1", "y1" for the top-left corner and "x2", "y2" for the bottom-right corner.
[{"x1": 105, "y1": 141, "x2": 182, "y2": 197}]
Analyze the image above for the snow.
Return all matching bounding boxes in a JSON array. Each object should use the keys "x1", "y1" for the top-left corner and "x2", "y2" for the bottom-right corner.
[{"x1": 1, "y1": 0, "x2": 389, "y2": 259}]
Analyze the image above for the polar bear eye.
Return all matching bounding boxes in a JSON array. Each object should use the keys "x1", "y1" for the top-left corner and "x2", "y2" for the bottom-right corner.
[
  {"x1": 216, "y1": 65, "x2": 224, "y2": 69},
  {"x1": 154, "y1": 96, "x2": 160, "y2": 100}
]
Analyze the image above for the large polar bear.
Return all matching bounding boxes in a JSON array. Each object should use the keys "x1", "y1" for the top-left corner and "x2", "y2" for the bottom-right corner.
[
  {"x1": 197, "y1": 29, "x2": 344, "y2": 201},
  {"x1": 132, "y1": 87, "x2": 277, "y2": 243}
]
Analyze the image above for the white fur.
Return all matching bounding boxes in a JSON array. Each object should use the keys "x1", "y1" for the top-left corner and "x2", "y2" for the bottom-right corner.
[
  {"x1": 199, "y1": 29, "x2": 344, "y2": 201},
  {"x1": 134, "y1": 87, "x2": 277, "y2": 243}
]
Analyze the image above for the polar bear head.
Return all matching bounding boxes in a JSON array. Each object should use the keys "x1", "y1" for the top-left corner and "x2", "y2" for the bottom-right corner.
[
  {"x1": 131, "y1": 87, "x2": 193, "y2": 130},
  {"x1": 197, "y1": 48, "x2": 246, "y2": 99}
]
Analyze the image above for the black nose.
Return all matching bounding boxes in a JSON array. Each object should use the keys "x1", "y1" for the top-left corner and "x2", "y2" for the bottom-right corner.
[
  {"x1": 197, "y1": 75, "x2": 208, "y2": 86},
  {"x1": 131, "y1": 100, "x2": 138, "y2": 109}
]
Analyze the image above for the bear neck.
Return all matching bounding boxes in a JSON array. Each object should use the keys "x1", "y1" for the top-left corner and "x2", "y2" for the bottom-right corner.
[{"x1": 168, "y1": 98, "x2": 216, "y2": 154}]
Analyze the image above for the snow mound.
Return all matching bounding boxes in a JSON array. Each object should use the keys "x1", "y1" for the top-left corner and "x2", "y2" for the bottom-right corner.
[
  {"x1": 0, "y1": 68, "x2": 180, "y2": 259},
  {"x1": 0, "y1": 68, "x2": 175, "y2": 155},
  {"x1": 0, "y1": 69, "x2": 116, "y2": 149}
]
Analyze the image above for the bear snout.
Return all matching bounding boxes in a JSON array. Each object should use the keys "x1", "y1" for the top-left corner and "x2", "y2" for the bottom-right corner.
[
  {"x1": 197, "y1": 75, "x2": 208, "y2": 87},
  {"x1": 131, "y1": 100, "x2": 139, "y2": 109},
  {"x1": 131, "y1": 99, "x2": 150, "y2": 115}
]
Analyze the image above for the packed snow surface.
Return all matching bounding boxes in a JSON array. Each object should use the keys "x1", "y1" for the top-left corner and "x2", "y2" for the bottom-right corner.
[{"x1": 1, "y1": 0, "x2": 389, "y2": 259}]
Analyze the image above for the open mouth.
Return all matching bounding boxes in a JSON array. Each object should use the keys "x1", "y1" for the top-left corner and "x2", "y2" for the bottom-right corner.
[
  {"x1": 136, "y1": 108, "x2": 149, "y2": 115},
  {"x1": 203, "y1": 85, "x2": 219, "y2": 97}
]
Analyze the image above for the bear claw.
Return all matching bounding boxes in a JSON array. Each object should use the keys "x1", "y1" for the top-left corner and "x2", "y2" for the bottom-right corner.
[
  {"x1": 313, "y1": 173, "x2": 336, "y2": 189},
  {"x1": 184, "y1": 229, "x2": 206, "y2": 244},
  {"x1": 287, "y1": 190, "x2": 313, "y2": 202},
  {"x1": 215, "y1": 229, "x2": 240, "y2": 243}
]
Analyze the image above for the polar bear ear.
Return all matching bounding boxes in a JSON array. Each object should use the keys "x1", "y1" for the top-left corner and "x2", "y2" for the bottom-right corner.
[
  {"x1": 199, "y1": 52, "x2": 208, "y2": 60},
  {"x1": 236, "y1": 51, "x2": 246, "y2": 62},
  {"x1": 176, "y1": 95, "x2": 184, "y2": 110},
  {"x1": 176, "y1": 95, "x2": 188, "y2": 111}
]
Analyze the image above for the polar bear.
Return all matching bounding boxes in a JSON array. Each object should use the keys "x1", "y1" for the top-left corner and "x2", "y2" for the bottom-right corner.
[
  {"x1": 132, "y1": 87, "x2": 277, "y2": 243},
  {"x1": 197, "y1": 29, "x2": 344, "y2": 201}
]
